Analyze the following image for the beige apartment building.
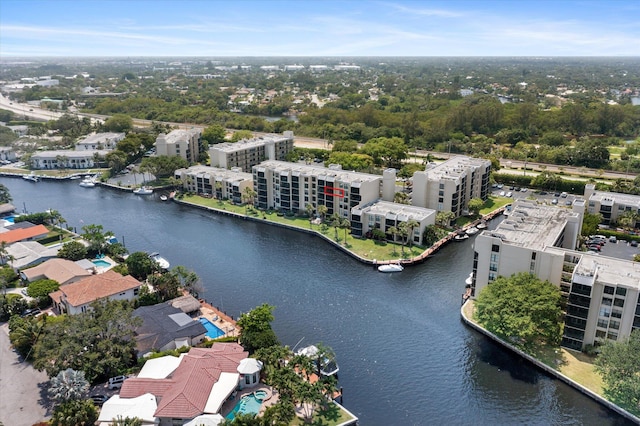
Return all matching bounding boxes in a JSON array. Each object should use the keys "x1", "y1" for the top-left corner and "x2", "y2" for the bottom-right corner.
[
  {"x1": 155, "y1": 128, "x2": 202, "y2": 163},
  {"x1": 471, "y1": 199, "x2": 640, "y2": 351},
  {"x1": 174, "y1": 165, "x2": 253, "y2": 205},
  {"x1": 209, "y1": 131, "x2": 294, "y2": 172},
  {"x1": 584, "y1": 184, "x2": 640, "y2": 227},
  {"x1": 412, "y1": 156, "x2": 491, "y2": 217}
]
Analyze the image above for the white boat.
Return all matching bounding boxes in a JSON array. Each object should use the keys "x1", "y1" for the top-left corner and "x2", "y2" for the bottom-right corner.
[
  {"x1": 465, "y1": 226, "x2": 479, "y2": 235},
  {"x1": 465, "y1": 272, "x2": 474, "y2": 285},
  {"x1": 149, "y1": 252, "x2": 170, "y2": 270},
  {"x1": 454, "y1": 233, "x2": 470, "y2": 242},
  {"x1": 476, "y1": 222, "x2": 487, "y2": 230},
  {"x1": 296, "y1": 345, "x2": 339, "y2": 377},
  {"x1": 134, "y1": 186, "x2": 153, "y2": 195},
  {"x1": 79, "y1": 178, "x2": 96, "y2": 187},
  {"x1": 160, "y1": 195, "x2": 168, "y2": 201},
  {"x1": 22, "y1": 172, "x2": 39, "y2": 182},
  {"x1": 69, "y1": 175, "x2": 81, "y2": 180},
  {"x1": 378, "y1": 263, "x2": 404, "y2": 273}
]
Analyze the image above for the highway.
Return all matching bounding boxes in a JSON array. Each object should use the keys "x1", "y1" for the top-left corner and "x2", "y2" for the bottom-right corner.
[{"x1": 1, "y1": 92, "x2": 634, "y2": 182}]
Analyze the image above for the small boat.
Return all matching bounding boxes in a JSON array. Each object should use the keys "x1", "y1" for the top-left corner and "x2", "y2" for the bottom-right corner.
[
  {"x1": 454, "y1": 233, "x2": 470, "y2": 242},
  {"x1": 160, "y1": 194, "x2": 168, "y2": 201},
  {"x1": 296, "y1": 345, "x2": 339, "y2": 377},
  {"x1": 149, "y1": 252, "x2": 170, "y2": 269},
  {"x1": 79, "y1": 178, "x2": 96, "y2": 187},
  {"x1": 133, "y1": 186, "x2": 153, "y2": 195},
  {"x1": 465, "y1": 226, "x2": 479, "y2": 235},
  {"x1": 69, "y1": 175, "x2": 81, "y2": 180},
  {"x1": 476, "y1": 222, "x2": 487, "y2": 230},
  {"x1": 22, "y1": 172, "x2": 39, "y2": 182},
  {"x1": 465, "y1": 272, "x2": 474, "y2": 285},
  {"x1": 378, "y1": 263, "x2": 404, "y2": 273}
]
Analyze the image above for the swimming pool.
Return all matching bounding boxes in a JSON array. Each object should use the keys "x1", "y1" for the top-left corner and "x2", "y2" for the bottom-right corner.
[
  {"x1": 92, "y1": 260, "x2": 111, "y2": 268},
  {"x1": 199, "y1": 317, "x2": 225, "y2": 338},
  {"x1": 225, "y1": 394, "x2": 262, "y2": 421}
]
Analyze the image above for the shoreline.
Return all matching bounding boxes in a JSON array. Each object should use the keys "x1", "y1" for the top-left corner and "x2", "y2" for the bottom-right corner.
[{"x1": 460, "y1": 300, "x2": 640, "y2": 424}]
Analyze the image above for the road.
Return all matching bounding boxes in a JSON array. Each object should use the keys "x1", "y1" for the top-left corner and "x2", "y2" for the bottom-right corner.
[{"x1": 0, "y1": 323, "x2": 51, "y2": 425}]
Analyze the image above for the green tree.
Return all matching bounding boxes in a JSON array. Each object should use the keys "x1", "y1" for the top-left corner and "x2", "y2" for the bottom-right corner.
[
  {"x1": 0, "y1": 183, "x2": 12, "y2": 203},
  {"x1": 48, "y1": 368, "x2": 90, "y2": 404},
  {"x1": 8, "y1": 315, "x2": 43, "y2": 359},
  {"x1": 360, "y1": 137, "x2": 408, "y2": 168},
  {"x1": 436, "y1": 211, "x2": 455, "y2": 227},
  {"x1": 237, "y1": 304, "x2": 279, "y2": 353},
  {"x1": 148, "y1": 272, "x2": 181, "y2": 301},
  {"x1": 317, "y1": 205, "x2": 328, "y2": 222},
  {"x1": 595, "y1": 329, "x2": 640, "y2": 414},
  {"x1": 201, "y1": 124, "x2": 226, "y2": 144},
  {"x1": 422, "y1": 225, "x2": 440, "y2": 246},
  {"x1": 330, "y1": 213, "x2": 341, "y2": 240},
  {"x1": 468, "y1": 198, "x2": 484, "y2": 216},
  {"x1": 125, "y1": 251, "x2": 157, "y2": 280},
  {"x1": 27, "y1": 279, "x2": 60, "y2": 299},
  {"x1": 57, "y1": 241, "x2": 88, "y2": 261},
  {"x1": 50, "y1": 399, "x2": 98, "y2": 426},
  {"x1": 231, "y1": 130, "x2": 254, "y2": 142},
  {"x1": 103, "y1": 114, "x2": 133, "y2": 133},
  {"x1": 340, "y1": 218, "x2": 351, "y2": 244},
  {"x1": 475, "y1": 273, "x2": 563, "y2": 350},
  {"x1": 170, "y1": 265, "x2": 203, "y2": 297},
  {"x1": 581, "y1": 212, "x2": 603, "y2": 236},
  {"x1": 111, "y1": 416, "x2": 143, "y2": 426},
  {"x1": 81, "y1": 224, "x2": 113, "y2": 255},
  {"x1": 106, "y1": 150, "x2": 128, "y2": 174}
]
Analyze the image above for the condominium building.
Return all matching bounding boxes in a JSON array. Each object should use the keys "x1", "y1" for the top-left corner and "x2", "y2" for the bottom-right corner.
[
  {"x1": 351, "y1": 200, "x2": 436, "y2": 245},
  {"x1": 470, "y1": 199, "x2": 640, "y2": 351},
  {"x1": 252, "y1": 161, "x2": 394, "y2": 219},
  {"x1": 412, "y1": 156, "x2": 491, "y2": 217},
  {"x1": 155, "y1": 128, "x2": 202, "y2": 163},
  {"x1": 174, "y1": 165, "x2": 253, "y2": 204},
  {"x1": 76, "y1": 132, "x2": 124, "y2": 151},
  {"x1": 30, "y1": 150, "x2": 109, "y2": 170},
  {"x1": 584, "y1": 184, "x2": 640, "y2": 227},
  {"x1": 209, "y1": 131, "x2": 294, "y2": 172},
  {"x1": 471, "y1": 200, "x2": 585, "y2": 298}
]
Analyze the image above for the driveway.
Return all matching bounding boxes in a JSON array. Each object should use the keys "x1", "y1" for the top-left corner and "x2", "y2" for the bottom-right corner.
[{"x1": 0, "y1": 323, "x2": 51, "y2": 425}]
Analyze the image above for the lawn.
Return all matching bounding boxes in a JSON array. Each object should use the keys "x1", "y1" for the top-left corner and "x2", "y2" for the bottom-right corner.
[
  {"x1": 181, "y1": 195, "x2": 426, "y2": 262},
  {"x1": 291, "y1": 401, "x2": 357, "y2": 426}
]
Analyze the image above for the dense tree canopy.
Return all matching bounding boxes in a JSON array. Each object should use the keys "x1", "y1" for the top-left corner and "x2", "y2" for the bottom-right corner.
[
  {"x1": 27, "y1": 278, "x2": 60, "y2": 299},
  {"x1": 125, "y1": 251, "x2": 156, "y2": 280},
  {"x1": 237, "y1": 304, "x2": 279, "y2": 353},
  {"x1": 595, "y1": 330, "x2": 640, "y2": 415},
  {"x1": 474, "y1": 273, "x2": 563, "y2": 350},
  {"x1": 57, "y1": 241, "x2": 88, "y2": 261},
  {"x1": 0, "y1": 184, "x2": 12, "y2": 204},
  {"x1": 102, "y1": 114, "x2": 133, "y2": 133}
]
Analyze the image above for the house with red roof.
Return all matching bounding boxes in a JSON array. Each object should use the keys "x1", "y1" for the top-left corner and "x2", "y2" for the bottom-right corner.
[
  {"x1": 111, "y1": 343, "x2": 262, "y2": 424},
  {"x1": 49, "y1": 270, "x2": 142, "y2": 315},
  {"x1": 0, "y1": 224, "x2": 49, "y2": 244}
]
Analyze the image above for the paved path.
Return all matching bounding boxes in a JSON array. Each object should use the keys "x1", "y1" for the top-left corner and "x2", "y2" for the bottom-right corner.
[{"x1": 0, "y1": 323, "x2": 51, "y2": 426}]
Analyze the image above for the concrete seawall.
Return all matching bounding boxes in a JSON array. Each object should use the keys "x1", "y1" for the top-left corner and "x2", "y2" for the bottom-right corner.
[{"x1": 460, "y1": 302, "x2": 640, "y2": 424}]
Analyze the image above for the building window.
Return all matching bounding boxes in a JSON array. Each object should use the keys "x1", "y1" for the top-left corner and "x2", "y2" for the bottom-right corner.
[
  {"x1": 492, "y1": 244, "x2": 500, "y2": 252},
  {"x1": 604, "y1": 286, "x2": 615, "y2": 295},
  {"x1": 488, "y1": 272, "x2": 496, "y2": 282},
  {"x1": 490, "y1": 253, "x2": 499, "y2": 262},
  {"x1": 615, "y1": 287, "x2": 627, "y2": 296}
]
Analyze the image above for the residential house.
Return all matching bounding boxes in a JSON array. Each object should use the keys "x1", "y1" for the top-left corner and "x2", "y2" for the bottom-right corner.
[
  {"x1": 20, "y1": 258, "x2": 92, "y2": 285},
  {"x1": 155, "y1": 129, "x2": 202, "y2": 163},
  {"x1": 412, "y1": 156, "x2": 491, "y2": 218},
  {"x1": 97, "y1": 393, "x2": 158, "y2": 426},
  {"x1": 0, "y1": 148, "x2": 17, "y2": 163},
  {"x1": 4, "y1": 241, "x2": 60, "y2": 270},
  {"x1": 0, "y1": 224, "x2": 49, "y2": 244},
  {"x1": 584, "y1": 184, "x2": 640, "y2": 227},
  {"x1": 209, "y1": 132, "x2": 294, "y2": 172},
  {"x1": 133, "y1": 303, "x2": 207, "y2": 358},
  {"x1": 49, "y1": 270, "x2": 142, "y2": 315}
]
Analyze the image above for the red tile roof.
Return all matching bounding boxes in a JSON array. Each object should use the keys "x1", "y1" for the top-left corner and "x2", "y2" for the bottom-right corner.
[
  {"x1": 119, "y1": 343, "x2": 247, "y2": 419},
  {"x1": 53, "y1": 270, "x2": 141, "y2": 307},
  {"x1": 0, "y1": 224, "x2": 48, "y2": 244}
]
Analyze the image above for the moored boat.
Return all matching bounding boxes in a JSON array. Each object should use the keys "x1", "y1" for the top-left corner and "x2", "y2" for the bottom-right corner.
[
  {"x1": 476, "y1": 222, "x2": 487, "y2": 230},
  {"x1": 296, "y1": 344, "x2": 339, "y2": 377},
  {"x1": 160, "y1": 194, "x2": 168, "y2": 201},
  {"x1": 465, "y1": 272, "x2": 474, "y2": 285},
  {"x1": 378, "y1": 263, "x2": 404, "y2": 273},
  {"x1": 149, "y1": 252, "x2": 170, "y2": 269},
  {"x1": 133, "y1": 186, "x2": 153, "y2": 195},
  {"x1": 22, "y1": 172, "x2": 39, "y2": 182},
  {"x1": 465, "y1": 226, "x2": 479, "y2": 235},
  {"x1": 453, "y1": 233, "x2": 470, "y2": 242}
]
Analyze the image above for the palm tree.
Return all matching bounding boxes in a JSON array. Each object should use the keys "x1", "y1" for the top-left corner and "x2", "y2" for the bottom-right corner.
[
  {"x1": 330, "y1": 213, "x2": 341, "y2": 240},
  {"x1": 215, "y1": 181, "x2": 223, "y2": 199},
  {"x1": 48, "y1": 368, "x2": 90, "y2": 404},
  {"x1": 405, "y1": 219, "x2": 419, "y2": 249},
  {"x1": 398, "y1": 222, "x2": 409, "y2": 257},
  {"x1": 340, "y1": 218, "x2": 350, "y2": 244},
  {"x1": 305, "y1": 203, "x2": 315, "y2": 228},
  {"x1": 242, "y1": 187, "x2": 257, "y2": 214},
  {"x1": 317, "y1": 205, "x2": 328, "y2": 222}
]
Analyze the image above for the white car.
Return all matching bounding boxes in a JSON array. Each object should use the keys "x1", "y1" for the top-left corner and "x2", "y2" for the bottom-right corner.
[
  {"x1": 506, "y1": 192, "x2": 513, "y2": 197},
  {"x1": 499, "y1": 191, "x2": 505, "y2": 196}
]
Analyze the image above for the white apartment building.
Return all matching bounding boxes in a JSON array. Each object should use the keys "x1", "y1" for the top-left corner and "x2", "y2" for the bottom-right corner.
[
  {"x1": 76, "y1": 132, "x2": 124, "y2": 151},
  {"x1": 412, "y1": 156, "x2": 491, "y2": 218},
  {"x1": 252, "y1": 160, "x2": 391, "y2": 219},
  {"x1": 30, "y1": 150, "x2": 109, "y2": 170},
  {"x1": 584, "y1": 184, "x2": 640, "y2": 228},
  {"x1": 155, "y1": 128, "x2": 202, "y2": 163},
  {"x1": 174, "y1": 165, "x2": 253, "y2": 204},
  {"x1": 209, "y1": 132, "x2": 294, "y2": 172},
  {"x1": 470, "y1": 199, "x2": 640, "y2": 351},
  {"x1": 351, "y1": 200, "x2": 436, "y2": 245}
]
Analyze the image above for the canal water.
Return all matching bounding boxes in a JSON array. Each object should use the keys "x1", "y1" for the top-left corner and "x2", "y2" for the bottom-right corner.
[{"x1": 3, "y1": 178, "x2": 633, "y2": 426}]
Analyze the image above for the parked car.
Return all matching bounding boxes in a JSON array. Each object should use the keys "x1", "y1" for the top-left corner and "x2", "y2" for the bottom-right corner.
[
  {"x1": 499, "y1": 191, "x2": 505, "y2": 196},
  {"x1": 521, "y1": 188, "x2": 528, "y2": 192},
  {"x1": 609, "y1": 236, "x2": 617, "y2": 243},
  {"x1": 21, "y1": 308, "x2": 41, "y2": 317},
  {"x1": 90, "y1": 395, "x2": 108, "y2": 406},
  {"x1": 107, "y1": 375, "x2": 126, "y2": 390},
  {"x1": 561, "y1": 192, "x2": 568, "y2": 198},
  {"x1": 551, "y1": 199, "x2": 558, "y2": 205},
  {"x1": 506, "y1": 192, "x2": 513, "y2": 197},
  {"x1": 631, "y1": 240, "x2": 638, "y2": 247},
  {"x1": 587, "y1": 245, "x2": 601, "y2": 252}
]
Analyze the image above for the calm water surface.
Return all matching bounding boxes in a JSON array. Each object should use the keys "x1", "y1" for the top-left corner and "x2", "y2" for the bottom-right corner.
[{"x1": 3, "y1": 178, "x2": 633, "y2": 426}]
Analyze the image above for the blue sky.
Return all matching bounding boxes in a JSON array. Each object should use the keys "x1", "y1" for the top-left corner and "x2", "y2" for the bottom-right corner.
[{"x1": 1, "y1": 0, "x2": 639, "y2": 57}]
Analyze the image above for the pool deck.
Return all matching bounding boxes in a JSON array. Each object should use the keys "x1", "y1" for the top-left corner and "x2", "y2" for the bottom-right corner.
[
  {"x1": 91, "y1": 255, "x2": 116, "y2": 273},
  {"x1": 219, "y1": 384, "x2": 278, "y2": 418},
  {"x1": 198, "y1": 299, "x2": 239, "y2": 339}
]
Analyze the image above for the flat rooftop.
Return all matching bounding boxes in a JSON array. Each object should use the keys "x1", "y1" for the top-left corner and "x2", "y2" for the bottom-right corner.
[
  {"x1": 78, "y1": 132, "x2": 124, "y2": 144},
  {"x1": 483, "y1": 200, "x2": 579, "y2": 251},
  {"x1": 176, "y1": 165, "x2": 252, "y2": 182},
  {"x1": 417, "y1": 155, "x2": 490, "y2": 181},
  {"x1": 587, "y1": 190, "x2": 640, "y2": 207},
  {"x1": 354, "y1": 200, "x2": 435, "y2": 221},
  {"x1": 255, "y1": 160, "x2": 381, "y2": 185},
  {"x1": 211, "y1": 134, "x2": 292, "y2": 153},
  {"x1": 575, "y1": 252, "x2": 640, "y2": 290}
]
